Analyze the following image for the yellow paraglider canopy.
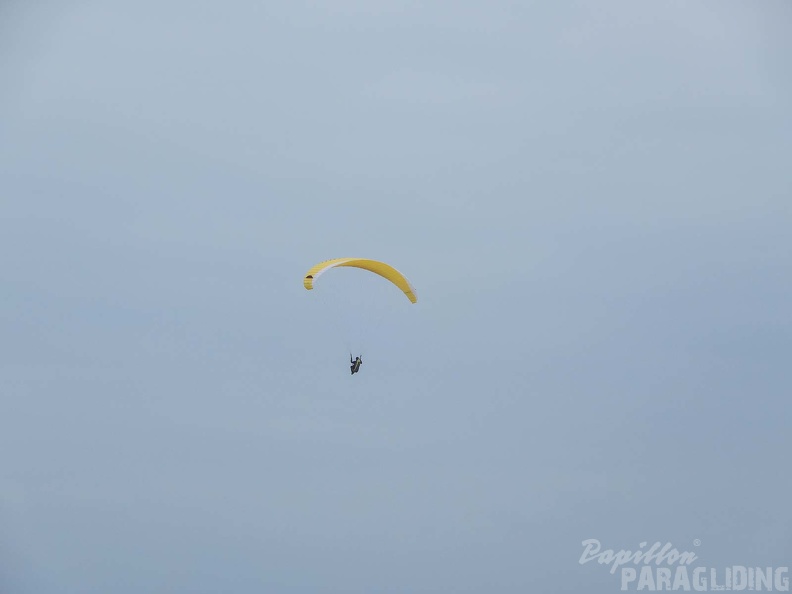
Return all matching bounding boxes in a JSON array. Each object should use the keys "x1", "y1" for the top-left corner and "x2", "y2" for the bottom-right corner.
[{"x1": 304, "y1": 258, "x2": 417, "y2": 303}]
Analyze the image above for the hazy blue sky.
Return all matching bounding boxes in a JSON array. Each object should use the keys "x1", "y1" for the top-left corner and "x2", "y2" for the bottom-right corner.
[{"x1": 2, "y1": 1, "x2": 790, "y2": 592}]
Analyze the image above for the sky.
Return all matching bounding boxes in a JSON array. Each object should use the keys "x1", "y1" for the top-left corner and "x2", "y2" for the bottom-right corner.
[{"x1": 1, "y1": 1, "x2": 791, "y2": 592}]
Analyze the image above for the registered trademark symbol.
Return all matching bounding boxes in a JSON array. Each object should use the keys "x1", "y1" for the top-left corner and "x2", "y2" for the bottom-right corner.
[{"x1": 693, "y1": 539, "x2": 701, "y2": 547}]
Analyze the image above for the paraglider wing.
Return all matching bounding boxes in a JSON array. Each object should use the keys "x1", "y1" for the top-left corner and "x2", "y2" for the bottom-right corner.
[{"x1": 303, "y1": 258, "x2": 417, "y2": 303}]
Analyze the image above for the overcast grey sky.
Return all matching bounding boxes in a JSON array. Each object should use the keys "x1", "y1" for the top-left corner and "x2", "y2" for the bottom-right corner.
[{"x1": 2, "y1": 1, "x2": 791, "y2": 592}]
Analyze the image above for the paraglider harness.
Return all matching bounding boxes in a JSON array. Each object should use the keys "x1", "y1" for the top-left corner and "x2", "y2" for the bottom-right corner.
[{"x1": 350, "y1": 355, "x2": 362, "y2": 375}]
